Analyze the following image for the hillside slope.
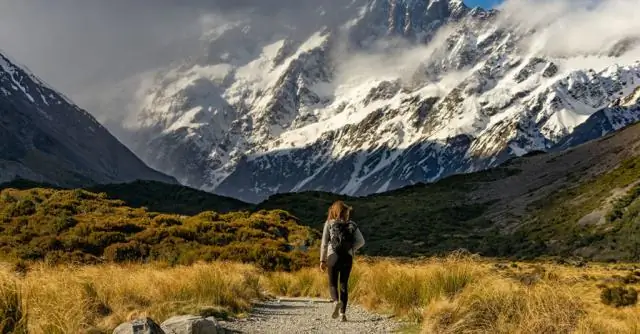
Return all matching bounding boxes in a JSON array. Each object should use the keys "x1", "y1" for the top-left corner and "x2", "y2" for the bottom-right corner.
[
  {"x1": 0, "y1": 179, "x2": 250, "y2": 215},
  {"x1": 4, "y1": 121, "x2": 640, "y2": 262},
  {"x1": 259, "y1": 121, "x2": 640, "y2": 261},
  {"x1": 0, "y1": 186, "x2": 317, "y2": 270},
  {"x1": 0, "y1": 52, "x2": 176, "y2": 187},
  {"x1": 87, "y1": 180, "x2": 249, "y2": 215}
]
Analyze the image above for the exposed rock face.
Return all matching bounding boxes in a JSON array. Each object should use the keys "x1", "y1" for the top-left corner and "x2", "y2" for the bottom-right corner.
[
  {"x1": 0, "y1": 52, "x2": 176, "y2": 187},
  {"x1": 120, "y1": 0, "x2": 640, "y2": 202}
]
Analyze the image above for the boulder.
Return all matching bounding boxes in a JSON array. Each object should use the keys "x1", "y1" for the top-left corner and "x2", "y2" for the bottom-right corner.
[
  {"x1": 113, "y1": 317, "x2": 165, "y2": 334},
  {"x1": 161, "y1": 315, "x2": 220, "y2": 334}
]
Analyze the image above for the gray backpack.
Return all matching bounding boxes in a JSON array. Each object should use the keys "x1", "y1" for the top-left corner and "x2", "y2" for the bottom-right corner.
[{"x1": 329, "y1": 221, "x2": 356, "y2": 255}]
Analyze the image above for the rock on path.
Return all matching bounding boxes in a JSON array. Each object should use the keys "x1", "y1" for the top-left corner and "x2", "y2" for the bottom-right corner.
[{"x1": 219, "y1": 298, "x2": 404, "y2": 334}]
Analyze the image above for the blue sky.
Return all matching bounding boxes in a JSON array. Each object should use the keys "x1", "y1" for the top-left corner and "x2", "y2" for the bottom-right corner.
[{"x1": 464, "y1": 0, "x2": 503, "y2": 8}]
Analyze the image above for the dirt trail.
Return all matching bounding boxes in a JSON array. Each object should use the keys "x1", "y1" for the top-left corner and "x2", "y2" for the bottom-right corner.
[{"x1": 218, "y1": 297, "x2": 405, "y2": 334}]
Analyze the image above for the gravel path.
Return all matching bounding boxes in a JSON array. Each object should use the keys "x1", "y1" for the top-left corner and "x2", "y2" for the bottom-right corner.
[{"x1": 219, "y1": 297, "x2": 405, "y2": 334}]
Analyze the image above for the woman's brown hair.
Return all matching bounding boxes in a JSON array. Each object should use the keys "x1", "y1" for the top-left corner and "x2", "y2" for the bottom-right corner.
[{"x1": 327, "y1": 201, "x2": 352, "y2": 222}]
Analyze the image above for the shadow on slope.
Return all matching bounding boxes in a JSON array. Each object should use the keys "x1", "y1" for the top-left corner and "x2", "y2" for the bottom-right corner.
[
  {"x1": 88, "y1": 180, "x2": 250, "y2": 215},
  {"x1": 258, "y1": 121, "x2": 640, "y2": 261},
  {"x1": 0, "y1": 179, "x2": 250, "y2": 215},
  {"x1": 257, "y1": 166, "x2": 516, "y2": 257}
]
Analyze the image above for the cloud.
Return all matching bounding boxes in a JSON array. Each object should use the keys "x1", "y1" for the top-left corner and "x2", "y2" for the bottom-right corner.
[
  {"x1": 2, "y1": 0, "x2": 639, "y2": 140},
  {"x1": 0, "y1": 1, "x2": 216, "y2": 122},
  {"x1": 332, "y1": 0, "x2": 640, "y2": 105},
  {"x1": 335, "y1": 26, "x2": 458, "y2": 86},
  {"x1": 496, "y1": 0, "x2": 640, "y2": 59},
  {"x1": 0, "y1": 0, "x2": 361, "y2": 130}
]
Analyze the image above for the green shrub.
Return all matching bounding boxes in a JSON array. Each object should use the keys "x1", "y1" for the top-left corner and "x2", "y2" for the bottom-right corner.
[
  {"x1": 600, "y1": 286, "x2": 638, "y2": 307},
  {"x1": 152, "y1": 214, "x2": 182, "y2": 227},
  {"x1": 611, "y1": 273, "x2": 640, "y2": 284},
  {"x1": 4, "y1": 199, "x2": 36, "y2": 217},
  {"x1": 52, "y1": 215, "x2": 77, "y2": 232},
  {"x1": 0, "y1": 187, "x2": 317, "y2": 269},
  {"x1": 104, "y1": 241, "x2": 150, "y2": 262},
  {"x1": 86, "y1": 232, "x2": 127, "y2": 252},
  {"x1": 0, "y1": 193, "x2": 17, "y2": 204}
]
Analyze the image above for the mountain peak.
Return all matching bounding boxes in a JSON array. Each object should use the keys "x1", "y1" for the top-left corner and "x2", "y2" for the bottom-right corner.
[
  {"x1": 115, "y1": 0, "x2": 640, "y2": 203},
  {"x1": 0, "y1": 50, "x2": 176, "y2": 187},
  {"x1": 347, "y1": 0, "x2": 473, "y2": 46}
]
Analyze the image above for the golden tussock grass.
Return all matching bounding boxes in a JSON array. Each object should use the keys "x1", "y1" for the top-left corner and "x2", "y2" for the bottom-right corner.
[
  {"x1": 0, "y1": 261, "x2": 262, "y2": 334},
  {"x1": 0, "y1": 270, "x2": 27, "y2": 334},
  {"x1": 269, "y1": 254, "x2": 640, "y2": 334},
  {"x1": 423, "y1": 280, "x2": 584, "y2": 333},
  {"x1": 1, "y1": 255, "x2": 640, "y2": 333}
]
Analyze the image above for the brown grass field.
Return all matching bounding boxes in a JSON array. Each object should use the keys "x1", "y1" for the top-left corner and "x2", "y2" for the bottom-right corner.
[{"x1": 1, "y1": 253, "x2": 639, "y2": 334}]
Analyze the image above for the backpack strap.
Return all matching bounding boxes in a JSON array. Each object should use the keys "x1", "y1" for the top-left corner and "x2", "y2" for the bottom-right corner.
[{"x1": 347, "y1": 221, "x2": 357, "y2": 231}]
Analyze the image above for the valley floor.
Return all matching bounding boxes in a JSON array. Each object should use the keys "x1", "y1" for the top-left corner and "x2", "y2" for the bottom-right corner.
[{"x1": 1, "y1": 254, "x2": 640, "y2": 333}]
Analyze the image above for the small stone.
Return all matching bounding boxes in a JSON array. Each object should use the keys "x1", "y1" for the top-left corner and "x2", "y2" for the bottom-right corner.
[
  {"x1": 113, "y1": 317, "x2": 164, "y2": 334},
  {"x1": 161, "y1": 315, "x2": 219, "y2": 334}
]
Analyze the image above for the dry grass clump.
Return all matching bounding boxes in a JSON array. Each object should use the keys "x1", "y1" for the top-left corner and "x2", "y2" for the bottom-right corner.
[
  {"x1": 264, "y1": 255, "x2": 640, "y2": 334},
  {"x1": 423, "y1": 281, "x2": 585, "y2": 333},
  {"x1": 1, "y1": 261, "x2": 262, "y2": 334},
  {"x1": 354, "y1": 255, "x2": 476, "y2": 322},
  {"x1": 264, "y1": 253, "x2": 477, "y2": 322},
  {"x1": 265, "y1": 268, "x2": 326, "y2": 298},
  {"x1": 0, "y1": 271, "x2": 27, "y2": 334},
  {"x1": 3, "y1": 255, "x2": 640, "y2": 334}
]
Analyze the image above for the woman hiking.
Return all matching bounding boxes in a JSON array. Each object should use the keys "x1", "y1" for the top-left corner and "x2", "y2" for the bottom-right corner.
[{"x1": 320, "y1": 201, "x2": 365, "y2": 322}]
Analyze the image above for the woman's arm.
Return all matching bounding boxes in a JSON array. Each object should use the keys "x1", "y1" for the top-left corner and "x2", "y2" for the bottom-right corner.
[
  {"x1": 353, "y1": 227, "x2": 365, "y2": 251},
  {"x1": 320, "y1": 221, "x2": 330, "y2": 263}
]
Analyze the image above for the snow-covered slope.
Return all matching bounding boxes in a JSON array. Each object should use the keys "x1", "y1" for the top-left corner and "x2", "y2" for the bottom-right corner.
[
  {"x1": 0, "y1": 51, "x2": 176, "y2": 187},
  {"x1": 123, "y1": 0, "x2": 640, "y2": 203}
]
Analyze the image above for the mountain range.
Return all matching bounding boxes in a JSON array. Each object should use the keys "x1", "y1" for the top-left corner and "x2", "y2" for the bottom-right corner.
[
  {"x1": 2, "y1": 0, "x2": 640, "y2": 205},
  {"x1": 0, "y1": 52, "x2": 176, "y2": 187},
  {"x1": 113, "y1": 0, "x2": 640, "y2": 203},
  {"x1": 5, "y1": 116, "x2": 640, "y2": 261},
  {"x1": 258, "y1": 119, "x2": 640, "y2": 260}
]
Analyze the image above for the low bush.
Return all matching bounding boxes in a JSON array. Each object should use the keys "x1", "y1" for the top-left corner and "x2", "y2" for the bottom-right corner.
[
  {"x1": 600, "y1": 286, "x2": 638, "y2": 307},
  {"x1": 0, "y1": 188, "x2": 319, "y2": 271}
]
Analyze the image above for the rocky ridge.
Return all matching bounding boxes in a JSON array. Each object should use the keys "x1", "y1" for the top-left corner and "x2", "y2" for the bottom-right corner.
[
  {"x1": 0, "y1": 51, "x2": 176, "y2": 187},
  {"x1": 121, "y1": 0, "x2": 640, "y2": 202}
]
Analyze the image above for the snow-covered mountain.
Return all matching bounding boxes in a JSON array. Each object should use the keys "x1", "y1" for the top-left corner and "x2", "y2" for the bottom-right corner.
[
  {"x1": 0, "y1": 52, "x2": 176, "y2": 187},
  {"x1": 122, "y1": 0, "x2": 640, "y2": 203}
]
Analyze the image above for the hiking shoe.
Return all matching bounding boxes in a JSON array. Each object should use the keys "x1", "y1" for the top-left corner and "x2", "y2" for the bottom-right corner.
[
  {"x1": 340, "y1": 313, "x2": 347, "y2": 322},
  {"x1": 331, "y1": 301, "x2": 342, "y2": 319}
]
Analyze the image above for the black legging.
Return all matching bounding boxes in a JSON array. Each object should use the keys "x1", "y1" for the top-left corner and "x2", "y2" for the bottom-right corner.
[{"x1": 327, "y1": 253, "x2": 353, "y2": 313}]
